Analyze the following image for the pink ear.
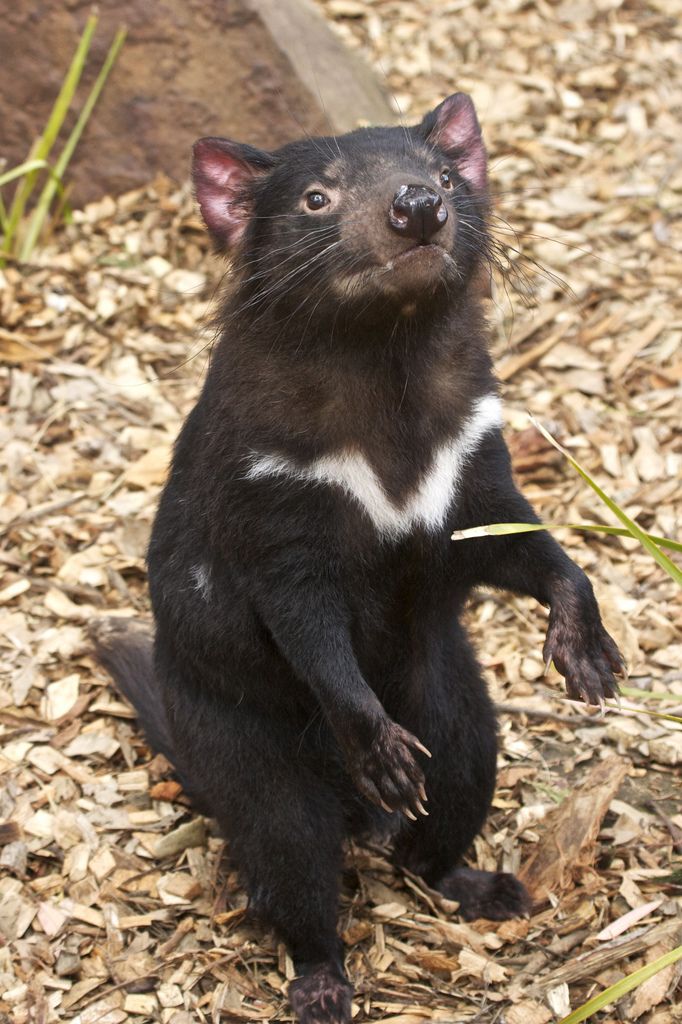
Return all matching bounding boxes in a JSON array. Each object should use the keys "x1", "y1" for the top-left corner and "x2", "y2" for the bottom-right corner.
[
  {"x1": 427, "y1": 93, "x2": 487, "y2": 192},
  {"x1": 192, "y1": 138, "x2": 273, "y2": 249}
]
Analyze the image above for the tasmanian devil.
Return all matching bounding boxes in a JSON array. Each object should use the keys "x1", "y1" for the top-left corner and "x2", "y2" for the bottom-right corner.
[{"x1": 94, "y1": 93, "x2": 624, "y2": 1024}]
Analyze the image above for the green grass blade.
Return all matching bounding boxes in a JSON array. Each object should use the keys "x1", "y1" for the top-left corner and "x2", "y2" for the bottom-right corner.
[
  {"x1": 5, "y1": 13, "x2": 97, "y2": 251},
  {"x1": 3, "y1": 139, "x2": 40, "y2": 253},
  {"x1": 603, "y1": 702, "x2": 682, "y2": 724},
  {"x1": 620, "y1": 686, "x2": 680, "y2": 702},
  {"x1": 529, "y1": 415, "x2": 682, "y2": 586},
  {"x1": 20, "y1": 25, "x2": 127, "y2": 262},
  {"x1": 2, "y1": 165, "x2": 74, "y2": 258},
  {"x1": 557, "y1": 944, "x2": 682, "y2": 1024},
  {"x1": 451, "y1": 521, "x2": 682, "y2": 554},
  {"x1": 0, "y1": 159, "x2": 50, "y2": 189},
  {"x1": 1, "y1": 161, "x2": 49, "y2": 246}
]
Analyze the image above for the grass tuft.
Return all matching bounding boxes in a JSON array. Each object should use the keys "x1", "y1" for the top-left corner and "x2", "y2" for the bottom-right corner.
[{"x1": 0, "y1": 13, "x2": 125, "y2": 262}]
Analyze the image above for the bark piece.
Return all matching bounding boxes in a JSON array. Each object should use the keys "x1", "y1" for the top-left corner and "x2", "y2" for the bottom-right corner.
[
  {"x1": 153, "y1": 818, "x2": 206, "y2": 859},
  {"x1": 518, "y1": 755, "x2": 628, "y2": 901}
]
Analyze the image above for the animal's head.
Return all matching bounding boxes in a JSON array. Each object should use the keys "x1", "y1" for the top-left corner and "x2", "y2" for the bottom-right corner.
[{"x1": 192, "y1": 94, "x2": 489, "y2": 323}]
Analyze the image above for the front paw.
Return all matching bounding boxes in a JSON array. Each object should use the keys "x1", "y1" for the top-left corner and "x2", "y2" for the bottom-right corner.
[
  {"x1": 544, "y1": 607, "x2": 624, "y2": 707},
  {"x1": 349, "y1": 718, "x2": 430, "y2": 820}
]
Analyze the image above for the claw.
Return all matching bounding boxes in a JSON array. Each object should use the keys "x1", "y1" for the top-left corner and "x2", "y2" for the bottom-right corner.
[
  {"x1": 353, "y1": 720, "x2": 431, "y2": 816},
  {"x1": 418, "y1": 783, "x2": 428, "y2": 803},
  {"x1": 415, "y1": 800, "x2": 429, "y2": 817},
  {"x1": 544, "y1": 652, "x2": 554, "y2": 676}
]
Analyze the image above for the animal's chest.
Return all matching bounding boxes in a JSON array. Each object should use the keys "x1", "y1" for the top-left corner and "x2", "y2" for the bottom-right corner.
[{"x1": 245, "y1": 394, "x2": 502, "y2": 541}]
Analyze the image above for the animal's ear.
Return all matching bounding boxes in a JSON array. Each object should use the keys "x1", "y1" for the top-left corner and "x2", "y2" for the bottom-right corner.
[
  {"x1": 420, "y1": 93, "x2": 487, "y2": 192},
  {"x1": 192, "y1": 138, "x2": 275, "y2": 249}
]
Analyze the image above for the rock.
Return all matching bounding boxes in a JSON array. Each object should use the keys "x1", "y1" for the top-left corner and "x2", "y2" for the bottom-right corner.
[{"x1": 1, "y1": 0, "x2": 394, "y2": 206}]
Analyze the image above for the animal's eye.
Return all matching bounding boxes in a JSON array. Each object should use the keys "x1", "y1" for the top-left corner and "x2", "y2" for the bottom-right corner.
[
  {"x1": 440, "y1": 170, "x2": 453, "y2": 189},
  {"x1": 306, "y1": 190, "x2": 330, "y2": 211}
]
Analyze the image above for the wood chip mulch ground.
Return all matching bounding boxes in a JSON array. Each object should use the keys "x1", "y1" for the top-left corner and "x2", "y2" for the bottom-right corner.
[{"x1": 0, "y1": 1, "x2": 680, "y2": 1021}]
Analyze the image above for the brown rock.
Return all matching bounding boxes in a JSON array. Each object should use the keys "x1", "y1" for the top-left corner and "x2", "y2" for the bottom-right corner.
[{"x1": 1, "y1": 0, "x2": 394, "y2": 206}]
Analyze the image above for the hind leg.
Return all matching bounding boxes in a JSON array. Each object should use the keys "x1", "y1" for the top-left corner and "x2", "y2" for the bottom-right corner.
[
  {"x1": 164, "y1": 677, "x2": 353, "y2": 1023},
  {"x1": 393, "y1": 645, "x2": 529, "y2": 921}
]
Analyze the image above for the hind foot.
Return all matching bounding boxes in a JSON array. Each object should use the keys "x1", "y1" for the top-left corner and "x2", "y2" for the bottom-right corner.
[
  {"x1": 289, "y1": 964, "x2": 353, "y2": 1024},
  {"x1": 436, "y1": 866, "x2": 530, "y2": 921}
]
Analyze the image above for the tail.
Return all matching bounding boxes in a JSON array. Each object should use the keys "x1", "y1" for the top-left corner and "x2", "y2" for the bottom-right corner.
[{"x1": 90, "y1": 618, "x2": 176, "y2": 763}]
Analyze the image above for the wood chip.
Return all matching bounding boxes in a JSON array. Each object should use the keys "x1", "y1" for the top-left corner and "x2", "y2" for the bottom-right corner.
[
  {"x1": 609, "y1": 318, "x2": 667, "y2": 379},
  {"x1": 153, "y1": 818, "x2": 207, "y2": 859}
]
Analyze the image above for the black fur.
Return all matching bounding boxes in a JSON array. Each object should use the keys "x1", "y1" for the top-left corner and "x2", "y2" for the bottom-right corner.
[{"x1": 94, "y1": 96, "x2": 623, "y2": 1024}]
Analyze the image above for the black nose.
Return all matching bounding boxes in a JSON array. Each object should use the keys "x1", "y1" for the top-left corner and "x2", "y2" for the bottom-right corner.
[{"x1": 389, "y1": 185, "x2": 448, "y2": 241}]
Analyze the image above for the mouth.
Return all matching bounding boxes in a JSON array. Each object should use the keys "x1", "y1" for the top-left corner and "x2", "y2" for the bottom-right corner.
[
  {"x1": 387, "y1": 242, "x2": 446, "y2": 269},
  {"x1": 335, "y1": 243, "x2": 453, "y2": 303}
]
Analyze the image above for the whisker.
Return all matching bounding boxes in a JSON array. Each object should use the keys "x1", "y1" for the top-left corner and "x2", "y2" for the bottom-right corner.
[
  {"x1": 487, "y1": 216, "x2": 619, "y2": 269},
  {"x1": 235, "y1": 239, "x2": 347, "y2": 324},
  {"x1": 237, "y1": 225, "x2": 342, "y2": 275}
]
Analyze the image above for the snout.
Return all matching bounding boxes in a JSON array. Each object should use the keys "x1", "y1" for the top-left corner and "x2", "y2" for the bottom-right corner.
[{"x1": 388, "y1": 185, "x2": 448, "y2": 242}]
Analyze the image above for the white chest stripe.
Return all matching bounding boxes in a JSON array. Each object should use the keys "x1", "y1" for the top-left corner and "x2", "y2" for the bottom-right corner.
[{"x1": 245, "y1": 394, "x2": 503, "y2": 540}]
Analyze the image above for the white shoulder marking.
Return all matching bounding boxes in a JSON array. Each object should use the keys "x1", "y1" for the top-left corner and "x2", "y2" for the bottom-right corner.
[{"x1": 245, "y1": 393, "x2": 502, "y2": 540}]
